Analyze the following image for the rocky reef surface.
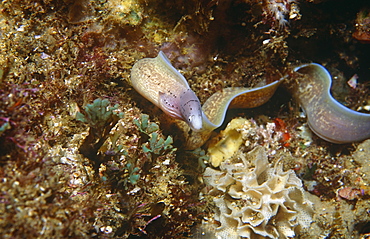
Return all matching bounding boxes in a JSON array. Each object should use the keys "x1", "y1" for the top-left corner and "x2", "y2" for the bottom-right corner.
[{"x1": 0, "y1": 0, "x2": 369, "y2": 238}]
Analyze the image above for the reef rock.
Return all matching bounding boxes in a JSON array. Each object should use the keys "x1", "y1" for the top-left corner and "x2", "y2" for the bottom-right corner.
[{"x1": 203, "y1": 146, "x2": 313, "y2": 239}]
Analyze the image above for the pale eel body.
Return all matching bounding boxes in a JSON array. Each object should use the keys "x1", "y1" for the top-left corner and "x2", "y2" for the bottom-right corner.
[
  {"x1": 131, "y1": 52, "x2": 203, "y2": 131},
  {"x1": 130, "y1": 52, "x2": 370, "y2": 149},
  {"x1": 287, "y1": 63, "x2": 370, "y2": 144},
  {"x1": 131, "y1": 51, "x2": 281, "y2": 149}
]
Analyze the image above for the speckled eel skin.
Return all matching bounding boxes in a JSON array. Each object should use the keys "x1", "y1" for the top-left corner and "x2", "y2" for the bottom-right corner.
[{"x1": 130, "y1": 52, "x2": 370, "y2": 149}]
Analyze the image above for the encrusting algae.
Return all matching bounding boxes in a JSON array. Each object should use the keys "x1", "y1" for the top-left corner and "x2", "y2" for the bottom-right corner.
[{"x1": 0, "y1": 0, "x2": 370, "y2": 238}]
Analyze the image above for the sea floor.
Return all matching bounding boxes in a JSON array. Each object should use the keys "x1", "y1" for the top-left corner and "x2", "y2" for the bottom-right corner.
[{"x1": 0, "y1": 0, "x2": 369, "y2": 238}]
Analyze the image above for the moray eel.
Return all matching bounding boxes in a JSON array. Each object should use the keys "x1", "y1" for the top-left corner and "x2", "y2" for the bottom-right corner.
[
  {"x1": 131, "y1": 52, "x2": 203, "y2": 131},
  {"x1": 287, "y1": 63, "x2": 370, "y2": 144},
  {"x1": 130, "y1": 52, "x2": 370, "y2": 149}
]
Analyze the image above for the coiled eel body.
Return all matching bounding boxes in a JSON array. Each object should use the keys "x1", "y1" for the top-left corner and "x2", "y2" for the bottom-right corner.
[
  {"x1": 288, "y1": 63, "x2": 370, "y2": 144},
  {"x1": 130, "y1": 52, "x2": 370, "y2": 149}
]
